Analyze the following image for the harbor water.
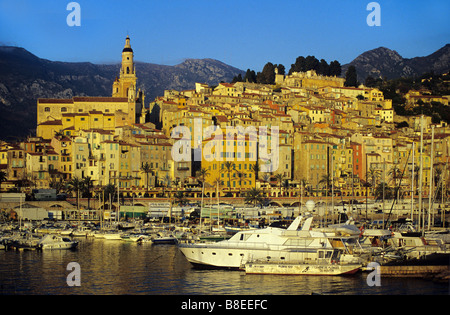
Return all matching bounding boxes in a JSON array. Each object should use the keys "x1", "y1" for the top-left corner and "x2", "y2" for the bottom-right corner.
[{"x1": 0, "y1": 238, "x2": 448, "y2": 295}]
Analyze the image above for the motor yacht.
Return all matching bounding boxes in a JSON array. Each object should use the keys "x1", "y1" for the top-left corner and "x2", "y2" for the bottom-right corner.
[{"x1": 178, "y1": 215, "x2": 361, "y2": 269}]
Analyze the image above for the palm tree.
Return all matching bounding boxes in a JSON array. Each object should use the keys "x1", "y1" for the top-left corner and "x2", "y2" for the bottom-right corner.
[
  {"x1": 389, "y1": 164, "x2": 402, "y2": 187},
  {"x1": 82, "y1": 176, "x2": 94, "y2": 210},
  {"x1": 161, "y1": 174, "x2": 172, "y2": 198},
  {"x1": 173, "y1": 177, "x2": 181, "y2": 189},
  {"x1": 245, "y1": 188, "x2": 263, "y2": 206},
  {"x1": 49, "y1": 174, "x2": 64, "y2": 194},
  {"x1": 140, "y1": 162, "x2": 153, "y2": 192},
  {"x1": 196, "y1": 168, "x2": 210, "y2": 195},
  {"x1": 174, "y1": 191, "x2": 188, "y2": 206},
  {"x1": 234, "y1": 169, "x2": 245, "y2": 197},
  {"x1": 368, "y1": 167, "x2": 381, "y2": 195},
  {"x1": 220, "y1": 161, "x2": 235, "y2": 189},
  {"x1": 0, "y1": 171, "x2": 7, "y2": 192},
  {"x1": 213, "y1": 176, "x2": 222, "y2": 200},
  {"x1": 274, "y1": 173, "x2": 286, "y2": 196},
  {"x1": 319, "y1": 174, "x2": 331, "y2": 196},
  {"x1": 66, "y1": 177, "x2": 83, "y2": 209},
  {"x1": 249, "y1": 161, "x2": 260, "y2": 188}
]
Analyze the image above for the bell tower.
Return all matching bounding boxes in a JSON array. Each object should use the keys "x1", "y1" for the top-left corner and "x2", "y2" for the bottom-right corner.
[{"x1": 112, "y1": 36, "x2": 137, "y2": 99}]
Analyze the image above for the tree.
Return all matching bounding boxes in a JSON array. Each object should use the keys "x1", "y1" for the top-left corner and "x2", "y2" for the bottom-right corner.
[
  {"x1": 161, "y1": 174, "x2": 172, "y2": 197},
  {"x1": 274, "y1": 173, "x2": 286, "y2": 196},
  {"x1": 318, "y1": 174, "x2": 331, "y2": 195},
  {"x1": 329, "y1": 60, "x2": 341, "y2": 76},
  {"x1": 374, "y1": 183, "x2": 395, "y2": 200},
  {"x1": 275, "y1": 64, "x2": 285, "y2": 75},
  {"x1": 49, "y1": 175, "x2": 65, "y2": 194},
  {"x1": 367, "y1": 167, "x2": 381, "y2": 195},
  {"x1": 174, "y1": 191, "x2": 188, "y2": 206},
  {"x1": 289, "y1": 56, "x2": 303, "y2": 74},
  {"x1": 196, "y1": 168, "x2": 210, "y2": 196},
  {"x1": 305, "y1": 56, "x2": 320, "y2": 72},
  {"x1": 231, "y1": 73, "x2": 243, "y2": 83},
  {"x1": 82, "y1": 176, "x2": 94, "y2": 210},
  {"x1": 344, "y1": 65, "x2": 359, "y2": 87},
  {"x1": 0, "y1": 171, "x2": 7, "y2": 192},
  {"x1": 234, "y1": 169, "x2": 245, "y2": 197},
  {"x1": 317, "y1": 59, "x2": 330, "y2": 76},
  {"x1": 257, "y1": 62, "x2": 276, "y2": 84},
  {"x1": 244, "y1": 69, "x2": 257, "y2": 83},
  {"x1": 140, "y1": 162, "x2": 153, "y2": 192},
  {"x1": 249, "y1": 162, "x2": 260, "y2": 188},
  {"x1": 103, "y1": 184, "x2": 116, "y2": 204},
  {"x1": 66, "y1": 177, "x2": 83, "y2": 209},
  {"x1": 244, "y1": 188, "x2": 263, "y2": 206}
]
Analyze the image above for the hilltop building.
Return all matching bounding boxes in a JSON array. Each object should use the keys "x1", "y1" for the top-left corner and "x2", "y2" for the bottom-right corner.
[{"x1": 36, "y1": 36, "x2": 146, "y2": 140}]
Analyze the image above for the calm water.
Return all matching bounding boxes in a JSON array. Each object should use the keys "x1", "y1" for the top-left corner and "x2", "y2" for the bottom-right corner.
[{"x1": 0, "y1": 238, "x2": 448, "y2": 295}]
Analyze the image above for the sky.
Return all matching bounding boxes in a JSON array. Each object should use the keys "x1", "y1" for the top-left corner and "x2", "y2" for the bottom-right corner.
[{"x1": 0, "y1": 0, "x2": 449, "y2": 71}]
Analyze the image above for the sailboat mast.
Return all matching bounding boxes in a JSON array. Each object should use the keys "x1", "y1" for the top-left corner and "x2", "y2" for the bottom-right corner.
[
  {"x1": 411, "y1": 142, "x2": 414, "y2": 221},
  {"x1": 418, "y1": 115, "x2": 424, "y2": 232},
  {"x1": 427, "y1": 125, "x2": 434, "y2": 231}
]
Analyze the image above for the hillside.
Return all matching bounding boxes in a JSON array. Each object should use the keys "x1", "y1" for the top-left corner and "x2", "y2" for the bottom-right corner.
[
  {"x1": 0, "y1": 46, "x2": 244, "y2": 140},
  {"x1": 342, "y1": 44, "x2": 450, "y2": 82}
]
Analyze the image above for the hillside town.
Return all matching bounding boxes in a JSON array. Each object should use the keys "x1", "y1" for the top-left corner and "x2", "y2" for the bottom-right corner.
[{"x1": 1, "y1": 36, "x2": 449, "y2": 210}]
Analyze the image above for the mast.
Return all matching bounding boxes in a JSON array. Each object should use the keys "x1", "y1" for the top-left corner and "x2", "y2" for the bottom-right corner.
[
  {"x1": 411, "y1": 142, "x2": 415, "y2": 221},
  {"x1": 427, "y1": 125, "x2": 434, "y2": 231},
  {"x1": 117, "y1": 176, "x2": 120, "y2": 223},
  {"x1": 418, "y1": 115, "x2": 424, "y2": 232}
]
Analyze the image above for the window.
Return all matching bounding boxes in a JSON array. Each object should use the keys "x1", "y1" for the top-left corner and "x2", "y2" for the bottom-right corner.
[{"x1": 44, "y1": 107, "x2": 50, "y2": 112}]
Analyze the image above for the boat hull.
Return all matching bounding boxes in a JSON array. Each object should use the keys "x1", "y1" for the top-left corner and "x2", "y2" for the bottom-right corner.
[
  {"x1": 244, "y1": 262, "x2": 361, "y2": 276},
  {"x1": 40, "y1": 242, "x2": 78, "y2": 250},
  {"x1": 103, "y1": 234, "x2": 122, "y2": 240},
  {"x1": 178, "y1": 245, "x2": 324, "y2": 269},
  {"x1": 152, "y1": 237, "x2": 177, "y2": 245}
]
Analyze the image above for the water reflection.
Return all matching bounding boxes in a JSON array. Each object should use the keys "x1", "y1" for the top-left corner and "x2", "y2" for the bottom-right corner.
[{"x1": 0, "y1": 238, "x2": 448, "y2": 295}]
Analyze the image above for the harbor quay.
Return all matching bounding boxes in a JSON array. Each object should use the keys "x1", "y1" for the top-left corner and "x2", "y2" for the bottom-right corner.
[{"x1": 1, "y1": 193, "x2": 448, "y2": 224}]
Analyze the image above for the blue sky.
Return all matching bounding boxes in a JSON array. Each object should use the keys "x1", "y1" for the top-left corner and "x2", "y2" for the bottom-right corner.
[{"x1": 0, "y1": 0, "x2": 448, "y2": 71}]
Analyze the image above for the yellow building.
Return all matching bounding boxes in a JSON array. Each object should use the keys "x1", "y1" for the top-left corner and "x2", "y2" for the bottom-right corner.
[
  {"x1": 50, "y1": 136, "x2": 73, "y2": 180},
  {"x1": 201, "y1": 130, "x2": 258, "y2": 193},
  {"x1": 36, "y1": 36, "x2": 146, "y2": 140}
]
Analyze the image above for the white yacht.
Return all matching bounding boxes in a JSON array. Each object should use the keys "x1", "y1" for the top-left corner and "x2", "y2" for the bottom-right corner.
[
  {"x1": 178, "y1": 215, "x2": 361, "y2": 269},
  {"x1": 38, "y1": 234, "x2": 78, "y2": 250}
]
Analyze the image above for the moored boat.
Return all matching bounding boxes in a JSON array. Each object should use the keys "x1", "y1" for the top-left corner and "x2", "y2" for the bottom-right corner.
[
  {"x1": 152, "y1": 232, "x2": 178, "y2": 244},
  {"x1": 38, "y1": 234, "x2": 78, "y2": 250},
  {"x1": 179, "y1": 214, "x2": 362, "y2": 269}
]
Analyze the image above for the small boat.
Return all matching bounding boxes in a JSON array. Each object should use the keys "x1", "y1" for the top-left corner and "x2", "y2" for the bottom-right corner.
[
  {"x1": 103, "y1": 231, "x2": 123, "y2": 240},
  {"x1": 60, "y1": 229, "x2": 74, "y2": 236},
  {"x1": 38, "y1": 234, "x2": 78, "y2": 250},
  {"x1": 72, "y1": 226, "x2": 92, "y2": 237},
  {"x1": 152, "y1": 233, "x2": 178, "y2": 245}
]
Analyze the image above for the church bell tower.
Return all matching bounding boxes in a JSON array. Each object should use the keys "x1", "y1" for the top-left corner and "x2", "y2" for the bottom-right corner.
[{"x1": 112, "y1": 35, "x2": 137, "y2": 99}]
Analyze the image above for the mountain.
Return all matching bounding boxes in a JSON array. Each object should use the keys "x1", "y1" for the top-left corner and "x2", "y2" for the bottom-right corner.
[
  {"x1": 342, "y1": 44, "x2": 450, "y2": 82},
  {"x1": 0, "y1": 46, "x2": 245, "y2": 140}
]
